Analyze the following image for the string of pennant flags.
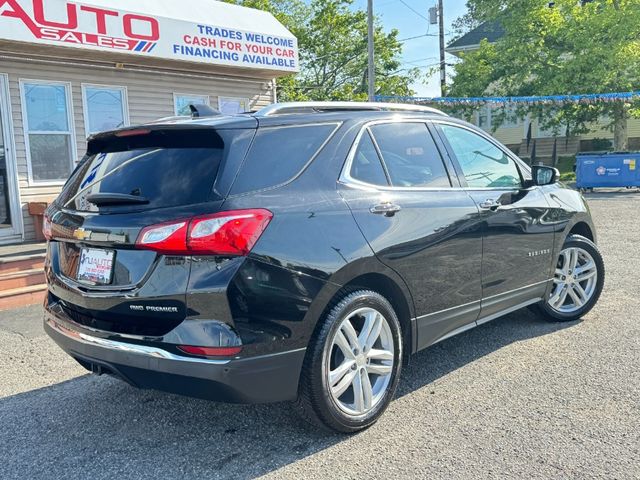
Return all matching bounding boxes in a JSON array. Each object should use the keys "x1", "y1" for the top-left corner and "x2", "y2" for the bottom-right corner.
[{"x1": 375, "y1": 91, "x2": 640, "y2": 105}]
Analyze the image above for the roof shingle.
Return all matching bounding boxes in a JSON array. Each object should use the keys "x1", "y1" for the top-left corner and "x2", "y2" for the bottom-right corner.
[{"x1": 446, "y1": 21, "x2": 504, "y2": 51}]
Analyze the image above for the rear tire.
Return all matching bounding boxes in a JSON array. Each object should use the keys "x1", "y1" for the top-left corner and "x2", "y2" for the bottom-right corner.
[
  {"x1": 296, "y1": 289, "x2": 403, "y2": 433},
  {"x1": 534, "y1": 234, "x2": 604, "y2": 322}
]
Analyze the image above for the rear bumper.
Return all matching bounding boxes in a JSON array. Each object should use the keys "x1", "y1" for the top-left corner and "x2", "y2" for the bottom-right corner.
[{"x1": 44, "y1": 307, "x2": 306, "y2": 404}]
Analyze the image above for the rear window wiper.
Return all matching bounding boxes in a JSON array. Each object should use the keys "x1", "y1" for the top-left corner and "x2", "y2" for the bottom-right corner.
[{"x1": 86, "y1": 193, "x2": 150, "y2": 206}]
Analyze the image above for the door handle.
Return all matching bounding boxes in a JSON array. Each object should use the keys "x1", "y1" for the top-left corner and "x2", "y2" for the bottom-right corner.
[
  {"x1": 370, "y1": 202, "x2": 401, "y2": 216},
  {"x1": 479, "y1": 199, "x2": 501, "y2": 210}
]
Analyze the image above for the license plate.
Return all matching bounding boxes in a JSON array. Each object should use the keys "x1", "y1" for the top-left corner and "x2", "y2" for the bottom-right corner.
[{"x1": 77, "y1": 248, "x2": 115, "y2": 285}]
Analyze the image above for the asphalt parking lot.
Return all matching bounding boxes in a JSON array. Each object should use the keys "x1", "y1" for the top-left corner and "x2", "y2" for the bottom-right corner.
[{"x1": 1, "y1": 190, "x2": 638, "y2": 480}]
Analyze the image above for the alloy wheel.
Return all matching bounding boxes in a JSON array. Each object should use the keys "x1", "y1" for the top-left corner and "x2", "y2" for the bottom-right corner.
[
  {"x1": 324, "y1": 307, "x2": 395, "y2": 417},
  {"x1": 549, "y1": 247, "x2": 598, "y2": 313}
]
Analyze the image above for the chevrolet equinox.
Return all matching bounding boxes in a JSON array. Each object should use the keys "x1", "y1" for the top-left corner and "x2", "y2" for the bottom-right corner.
[{"x1": 43, "y1": 102, "x2": 605, "y2": 433}]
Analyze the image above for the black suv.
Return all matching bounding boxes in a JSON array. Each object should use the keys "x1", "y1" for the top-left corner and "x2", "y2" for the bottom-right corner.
[{"x1": 44, "y1": 102, "x2": 604, "y2": 433}]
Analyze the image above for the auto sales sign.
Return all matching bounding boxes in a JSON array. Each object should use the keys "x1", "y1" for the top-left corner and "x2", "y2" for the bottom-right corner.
[{"x1": 0, "y1": 0, "x2": 299, "y2": 72}]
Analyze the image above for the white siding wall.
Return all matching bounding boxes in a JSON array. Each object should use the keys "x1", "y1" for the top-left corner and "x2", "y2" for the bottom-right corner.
[{"x1": 0, "y1": 56, "x2": 276, "y2": 242}]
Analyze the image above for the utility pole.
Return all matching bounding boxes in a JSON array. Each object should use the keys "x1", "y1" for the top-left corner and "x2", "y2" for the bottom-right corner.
[
  {"x1": 438, "y1": 0, "x2": 446, "y2": 96},
  {"x1": 367, "y1": 0, "x2": 375, "y2": 101}
]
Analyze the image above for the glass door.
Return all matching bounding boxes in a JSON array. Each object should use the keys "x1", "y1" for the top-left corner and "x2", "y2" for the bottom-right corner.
[{"x1": 0, "y1": 74, "x2": 20, "y2": 238}]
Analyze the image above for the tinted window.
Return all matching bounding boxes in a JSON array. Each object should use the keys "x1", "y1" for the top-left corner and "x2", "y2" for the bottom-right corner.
[
  {"x1": 369, "y1": 123, "x2": 450, "y2": 188},
  {"x1": 58, "y1": 129, "x2": 234, "y2": 212},
  {"x1": 350, "y1": 130, "x2": 389, "y2": 186},
  {"x1": 230, "y1": 124, "x2": 337, "y2": 195},
  {"x1": 440, "y1": 125, "x2": 522, "y2": 188}
]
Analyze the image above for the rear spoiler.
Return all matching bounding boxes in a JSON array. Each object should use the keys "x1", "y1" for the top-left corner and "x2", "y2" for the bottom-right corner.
[{"x1": 86, "y1": 120, "x2": 257, "y2": 155}]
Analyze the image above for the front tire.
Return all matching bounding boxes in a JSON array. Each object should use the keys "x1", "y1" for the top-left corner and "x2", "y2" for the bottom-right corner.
[
  {"x1": 535, "y1": 234, "x2": 605, "y2": 322},
  {"x1": 297, "y1": 290, "x2": 403, "y2": 433}
]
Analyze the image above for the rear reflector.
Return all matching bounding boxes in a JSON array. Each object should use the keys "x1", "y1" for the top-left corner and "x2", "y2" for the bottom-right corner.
[
  {"x1": 135, "y1": 209, "x2": 272, "y2": 256},
  {"x1": 177, "y1": 345, "x2": 242, "y2": 357}
]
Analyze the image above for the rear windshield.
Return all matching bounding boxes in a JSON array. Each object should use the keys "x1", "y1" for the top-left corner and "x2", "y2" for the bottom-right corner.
[
  {"x1": 229, "y1": 123, "x2": 338, "y2": 195},
  {"x1": 58, "y1": 129, "x2": 240, "y2": 212}
]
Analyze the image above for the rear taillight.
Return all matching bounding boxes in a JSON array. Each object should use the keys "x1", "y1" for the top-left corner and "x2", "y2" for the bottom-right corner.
[
  {"x1": 136, "y1": 220, "x2": 188, "y2": 255},
  {"x1": 135, "y1": 209, "x2": 272, "y2": 256},
  {"x1": 43, "y1": 216, "x2": 52, "y2": 241},
  {"x1": 188, "y1": 210, "x2": 272, "y2": 255}
]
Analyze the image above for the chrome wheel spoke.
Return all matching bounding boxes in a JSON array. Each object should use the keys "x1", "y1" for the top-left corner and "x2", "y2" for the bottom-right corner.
[
  {"x1": 574, "y1": 261, "x2": 596, "y2": 281},
  {"x1": 352, "y1": 369, "x2": 365, "y2": 413},
  {"x1": 334, "y1": 331, "x2": 356, "y2": 360},
  {"x1": 568, "y1": 248, "x2": 579, "y2": 271},
  {"x1": 573, "y1": 283, "x2": 589, "y2": 305},
  {"x1": 367, "y1": 348, "x2": 393, "y2": 361},
  {"x1": 367, "y1": 363, "x2": 392, "y2": 376},
  {"x1": 331, "y1": 369, "x2": 357, "y2": 398},
  {"x1": 329, "y1": 359, "x2": 356, "y2": 387},
  {"x1": 559, "y1": 250, "x2": 570, "y2": 271},
  {"x1": 549, "y1": 283, "x2": 567, "y2": 307},
  {"x1": 340, "y1": 321, "x2": 360, "y2": 352},
  {"x1": 575, "y1": 269, "x2": 597, "y2": 282},
  {"x1": 361, "y1": 370, "x2": 373, "y2": 411},
  {"x1": 558, "y1": 286, "x2": 570, "y2": 307},
  {"x1": 358, "y1": 310, "x2": 382, "y2": 351},
  {"x1": 567, "y1": 285, "x2": 584, "y2": 307}
]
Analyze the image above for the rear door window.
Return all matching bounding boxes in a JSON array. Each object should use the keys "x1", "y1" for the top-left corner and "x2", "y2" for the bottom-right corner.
[
  {"x1": 369, "y1": 123, "x2": 451, "y2": 188},
  {"x1": 229, "y1": 123, "x2": 338, "y2": 195},
  {"x1": 58, "y1": 129, "x2": 245, "y2": 212}
]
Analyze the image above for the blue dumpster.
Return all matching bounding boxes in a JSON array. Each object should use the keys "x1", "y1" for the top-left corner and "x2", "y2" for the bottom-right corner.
[{"x1": 576, "y1": 152, "x2": 640, "y2": 189}]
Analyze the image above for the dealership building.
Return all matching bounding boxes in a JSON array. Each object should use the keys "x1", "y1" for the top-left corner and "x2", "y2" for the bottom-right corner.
[{"x1": 0, "y1": 0, "x2": 298, "y2": 244}]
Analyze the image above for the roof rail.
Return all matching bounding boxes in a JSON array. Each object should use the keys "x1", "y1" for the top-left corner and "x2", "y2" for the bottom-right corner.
[{"x1": 255, "y1": 101, "x2": 447, "y2": 117}]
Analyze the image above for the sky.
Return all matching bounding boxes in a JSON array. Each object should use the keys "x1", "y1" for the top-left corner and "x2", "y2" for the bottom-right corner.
[{"x1": 353, "y1": 0, "x2": 469, "y2": 97}]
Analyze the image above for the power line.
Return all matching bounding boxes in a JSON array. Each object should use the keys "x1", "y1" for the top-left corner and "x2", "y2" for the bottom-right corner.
[
  {"x1": 398, "y1": 0, "x2": 429, "y2": 21},
  {"x1": 400, "y1": 56, "x2": 439, "y2": 66},
  {"x1": 398, "y1": 33, "x2": 439, "y2": 42}
]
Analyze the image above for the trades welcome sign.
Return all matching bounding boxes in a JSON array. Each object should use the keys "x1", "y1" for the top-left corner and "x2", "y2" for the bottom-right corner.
[{"x1": 0, "y1": 0, "x2": 299, "y2": 72}]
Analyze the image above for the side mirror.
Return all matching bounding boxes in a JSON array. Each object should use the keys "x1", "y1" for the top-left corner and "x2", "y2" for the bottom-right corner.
[{"x1": 531, "y1": 165, "x2": 559, "y2": 186}]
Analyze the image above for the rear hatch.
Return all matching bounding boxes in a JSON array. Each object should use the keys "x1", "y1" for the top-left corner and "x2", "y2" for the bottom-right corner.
[{"x1": 45, "y1": 122, "x2": 256, "y2": 336}]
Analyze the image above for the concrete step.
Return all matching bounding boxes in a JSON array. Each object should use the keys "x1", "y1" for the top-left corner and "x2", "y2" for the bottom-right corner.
[
  {"x1": 0, "y1": 253, "x2": 46, "y2": 274},
  {"x1": 0, "y1": 268, "x2": 46, "y2": 291},
  {"x1": 0, "y1": 284, "x2": 47, "y2": 311}
]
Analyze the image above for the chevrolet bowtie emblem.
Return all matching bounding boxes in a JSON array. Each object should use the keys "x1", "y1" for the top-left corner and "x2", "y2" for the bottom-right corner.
[{"x1": 73, "y1": 228, "x2": 91, "y2": 240}]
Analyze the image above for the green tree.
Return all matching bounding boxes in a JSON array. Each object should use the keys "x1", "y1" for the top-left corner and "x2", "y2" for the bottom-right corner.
[
  {"x1": 226, "y1": 0, "x2": 417, "y2": 101},
  {"x1": 449, "y1": 0, "x2": 640, "y2": 150}
]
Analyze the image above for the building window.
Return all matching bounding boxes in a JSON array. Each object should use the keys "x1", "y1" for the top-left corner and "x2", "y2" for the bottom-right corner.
[
  {"x1": 82, "y1": 85, "x2": 128, "y2": 135},
  {"x1": 174, "y1": 93, "x2": 209, "y2": 116},
  {"x1": 219, "y1": 96, "x2": 250, "y2": 115},
  {"x1": 477, "y1": 105, "x2": 520, "y2": 130},
  {"x1": 20, "y1": 80, "x2": 75, "y2": 183}
]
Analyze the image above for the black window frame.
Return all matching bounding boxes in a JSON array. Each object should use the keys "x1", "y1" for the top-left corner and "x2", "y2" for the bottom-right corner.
[
  {"x1": 432, "y1": 120, "x2": 530, "y2": 190},
  {"x1": 340, "y1": 119, "x2": 458, "y2": 191},
  {"x1": 348, "y1": 128, "x2": 391, "y2": 187}
]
